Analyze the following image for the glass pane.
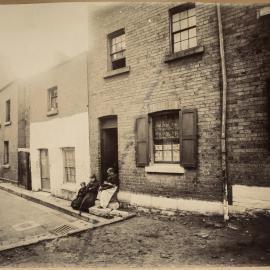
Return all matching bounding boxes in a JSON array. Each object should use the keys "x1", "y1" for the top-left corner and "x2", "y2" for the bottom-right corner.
[
  {"x1": 188, "y1": 8, "x2": 196, "y2": 17},
  {"x1": 155, "y1": 151, "x2": 163, "y2": 162},
  {"x1": 174, "y1": 33, "x2": 180, "y2": 42},
  {"x1": 172, "y1": 22, "x2": 180, "y2": 32},
  {"x1": 172, "y1": 13, "x2": 180, "y2": 22},
  {"x1": 181, "y1": 40, "x2": 188, "y2": 50},
  {"x1": 189, "y1": 28, "x2": 196, "y2": 38},
  {"x1": 174, "y1": 42, "x2": 181, "y2": 52},
  {"x1": 164, "y1": 144, "x2": 171, "y2": 151},
  {"x1": 180, "y1": 19, "x2": 188, "y2": 30},
  {"x1": 155, "y1": 144, "x2": 162, "y2": 151},
  {"x1": 173, "y1": 150, "x2": 180, "y2": 162},
  {"x1": 189, "y1": 37, "x2": 197, "y2": 48},
  {"x1": 173, "y1": 144, "x2": 180, "y2": 150},
  {"x1": 164, "y1": 150, "x2": 172, "y2": 162},
  {"x1": 180, "y1": 30, "x2": 188, "y2": 41},
  {"x1": 188, "y1": 16, "x2": 196, "y2": 27},
  {"x1": 180, "y1": 10, "x2": 188, "y2": 19}
]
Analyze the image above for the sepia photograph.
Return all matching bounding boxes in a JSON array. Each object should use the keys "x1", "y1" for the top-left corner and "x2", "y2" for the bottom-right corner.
[{"x1": 0, "y1": 0, "x2": 270, "y2": 267}]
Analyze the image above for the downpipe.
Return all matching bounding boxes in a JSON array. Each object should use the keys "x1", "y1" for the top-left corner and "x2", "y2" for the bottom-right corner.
[{"x1": 217, "y1": 4, "x2": 229, "y2": 221}]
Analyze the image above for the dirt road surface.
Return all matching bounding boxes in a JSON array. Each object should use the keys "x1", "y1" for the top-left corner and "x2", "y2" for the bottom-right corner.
[{"x1": 0, "y1": 211, "x2": 270, "y2": 267}]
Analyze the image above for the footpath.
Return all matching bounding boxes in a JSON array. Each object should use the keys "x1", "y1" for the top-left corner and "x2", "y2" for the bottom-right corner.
[{"x1": 0, "y1": 180, "x2": 135, "y2": 252}]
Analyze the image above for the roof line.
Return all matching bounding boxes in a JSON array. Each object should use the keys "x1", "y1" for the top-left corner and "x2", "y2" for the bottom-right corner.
[{"x1": 0, "y1": 80, "x2": 16, "y2": 93}]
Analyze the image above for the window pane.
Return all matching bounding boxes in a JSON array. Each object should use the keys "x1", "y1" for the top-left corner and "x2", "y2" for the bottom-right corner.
[
  {"x1": 174, "y1": 33, "x2": 180, "y2": 42},
  {"x1": 164, "y1": 150, "x2": 172, "y2": 162},
  {"x1": 174, "y1": 42, "x2": 181, "y2": 52},
  {"x1": 189, "y1": 28, "x2": 196, "y2": 38},
  {"x1": 155, "y1": 151, "x2": 163, "y2": 162},
  {"x1": 155, "y1": 144, "x2": 162, "y2": 151},
  {"x1": 189, "y1": 37, "x2": 197, "y2": 48},
  {"x1": 180, "y1": 19, "x2": 188, "y2": 30},
  {"x1": 172, "y1": 22, "x2": 180, "y2": 32},
  {"x1": 181, "y1": 40, "x2": 188, "y2": 50},
  {"x1": 173, "y1": 150, "x2": 180, "y2": 162},
  {"x1": 188, "y1": 8, "x2": 196, "y2": 17},
  {"x1": 188, "y1": 16, "x2": 196, "y2": 27},
  {"x1": 180, "y1": 30, "x2": 188, "y2": 41},
  {"x1": 180, "y1": 10, "x2": 188, "y2": 19},
  {"x1": 172, "y1": 13, "x2": 180, "y2": 22}
]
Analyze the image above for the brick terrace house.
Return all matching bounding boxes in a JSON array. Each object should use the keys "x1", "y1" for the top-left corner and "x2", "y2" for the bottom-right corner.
[
  {"x1": 27, "y1": 52, "x2": 91, "y2": 199},
  {"x1": 87, "y1": 3, "x2": 270, "y2": 215},
  {"x1": 0, "y1": 81, "x2": 31, "y2": 189}
]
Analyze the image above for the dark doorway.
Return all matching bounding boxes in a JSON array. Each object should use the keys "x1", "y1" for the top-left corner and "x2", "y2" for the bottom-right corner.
[
  {"x1": 18, "y1": 151, "x2": 32, "y2": 190},
  {"x1": 100, "y1": 116, "x2": 118, "y2": 181}
]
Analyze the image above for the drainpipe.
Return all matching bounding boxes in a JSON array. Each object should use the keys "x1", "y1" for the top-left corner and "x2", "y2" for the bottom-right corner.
[
  {"x1": 86, "y1": 51, "x2": 92, "y2": 179},
  {"x1": 217, "y1": 4, "x2": 229, "y2": 221}
]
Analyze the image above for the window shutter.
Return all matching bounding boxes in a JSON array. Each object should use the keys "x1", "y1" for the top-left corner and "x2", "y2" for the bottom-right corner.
[
  {"x1": 135, "y1": 115, "x2": 149, "y2": 167},
  {"x1": 180, "y1": 109, "x2": 198, "y2": 168}
]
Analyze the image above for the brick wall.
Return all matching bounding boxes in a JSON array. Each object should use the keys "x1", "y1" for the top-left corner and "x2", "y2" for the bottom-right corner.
[
  {"x1": 88, "y1": 3, "x2": 224, "y2": 202},
  {"x1": 223, "y1": 5, "x2": 270, "y2": 189}
]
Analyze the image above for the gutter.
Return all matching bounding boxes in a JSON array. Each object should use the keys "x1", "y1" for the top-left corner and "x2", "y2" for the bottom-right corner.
[{"x1": 217, "y1": 4, "x2": 229, "y2": 221}]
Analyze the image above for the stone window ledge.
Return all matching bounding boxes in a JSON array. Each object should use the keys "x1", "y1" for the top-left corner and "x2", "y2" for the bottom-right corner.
[
  {"x1": 164, "y1": 46, "x2": 204, "y2": 63},
  {"x1": 47, "y1": 109, "x2": 58, "y2": 117},
  {"x1": 4, "y1": 121, "x2": 11, "y2": 126},
  {"x1": 2, "y1": 164, "x2": 10, "y2": 169},
  {"x1": 104, "y1": 66, "x2": 130, "y2": 79},
  {"x1": 61, "y1": 183, "x2": 77, "y2": 192},
  {"x1": 145, "y1": 164, "x2": 185, "y2": 174}
]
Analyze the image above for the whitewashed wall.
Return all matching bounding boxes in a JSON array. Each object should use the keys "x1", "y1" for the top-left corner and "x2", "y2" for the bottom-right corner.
[
  {"x1": 30, "y1": 112, "x2": 90, "y2": 198},
  {"x1": 230, "y1": 184, "x2": 270, "y2": 213}
]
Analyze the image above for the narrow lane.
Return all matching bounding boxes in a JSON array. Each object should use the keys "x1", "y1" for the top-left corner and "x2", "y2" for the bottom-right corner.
[{"x1": 0, "y1": 189, "x2": 90, "y2": 249}]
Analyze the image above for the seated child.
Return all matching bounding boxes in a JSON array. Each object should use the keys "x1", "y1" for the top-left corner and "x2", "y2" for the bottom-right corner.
[{"x1": 71, "y1": 181, "x2": 87, "y2": 210}]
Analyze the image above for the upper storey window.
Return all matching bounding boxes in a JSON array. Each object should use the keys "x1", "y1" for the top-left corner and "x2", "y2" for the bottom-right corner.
[
  {"x1": 170, "y1": 4, "x2": 197, "y2": 53},
  {"x1": 109, "y1": 29, "x2": 126, "y2": 70}
]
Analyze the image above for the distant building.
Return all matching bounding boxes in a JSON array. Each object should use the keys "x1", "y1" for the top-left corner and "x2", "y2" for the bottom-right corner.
[
  {"x1": 27, "y1": 52, "x2": 91, "y2": 199},
  {"x1": 0, "y1": 81, "x2": 30, "y2": 188},
  {"x1": 87, "y1": 3, "x2": 270, "y2": 214}
]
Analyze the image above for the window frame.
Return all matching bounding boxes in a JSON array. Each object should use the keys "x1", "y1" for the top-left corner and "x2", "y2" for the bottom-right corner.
[
  {"x1": 5, "y1": 99, "x2": 11, "y2": 123},
  {"x1": 47, "y1": 86, "x2": 58, "y2": 112},
  {"x1": 62, "y1": 147, "x2": 76, "y2": 183},
  {"x1": 108, "y1": 28, "x2": 126, "y2": 71},
  {"x1": 150, "y1": 110, "x2": 181, "y2": 165},
  {"x1": 4, "y1": 141, "x2": 9, "y2": 165},
  {"x1": 169, "y1": 3, "x2": 197, "y2": 54}
]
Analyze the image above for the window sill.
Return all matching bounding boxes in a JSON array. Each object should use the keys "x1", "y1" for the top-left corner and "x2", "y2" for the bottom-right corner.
[
  {"x1": 2, "y1": 164, "x2": 10, "y2": 169},
  {"x1": 145, "y1": 164, "x2": 185, "y2": 174},
  {"x1": 4, "y1": 121, "x2": 11, "y2": 126},
  {"x1": 61, "y1": 183, "x2": 77, "y2": 192},
  {"x1": 103, "y1": 66, "x2": 130, "y2": 79},
  {"x1": 47, "y1": 109, "x2": 58, "y2": 117},
  {"x1": 164, "y1": 46, "x2": 204, "y2": 63}
]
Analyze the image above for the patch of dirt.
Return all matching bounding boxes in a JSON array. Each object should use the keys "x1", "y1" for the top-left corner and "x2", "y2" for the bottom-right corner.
[{"x1": 0, "y1": 212, "x2": 270, "y2": 267}]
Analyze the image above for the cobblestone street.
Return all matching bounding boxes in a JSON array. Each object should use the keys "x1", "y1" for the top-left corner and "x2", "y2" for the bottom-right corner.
[{"x1": 1, "y1": 211, "x2": 270, "y2": 267}]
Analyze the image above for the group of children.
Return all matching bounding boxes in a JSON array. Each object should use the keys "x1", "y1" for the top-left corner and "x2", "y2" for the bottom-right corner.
[{"x1": 71, "y1": 167, "x2": 119, "y2": 214}]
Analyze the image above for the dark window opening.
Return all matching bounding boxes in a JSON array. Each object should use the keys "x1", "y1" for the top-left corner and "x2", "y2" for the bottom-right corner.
[
  {"x1": 6, "y1": 100, "x2": 10, "y2": 122},
  {"x1": 4, "y1": 141, "x2": 9, "y2": 164}
]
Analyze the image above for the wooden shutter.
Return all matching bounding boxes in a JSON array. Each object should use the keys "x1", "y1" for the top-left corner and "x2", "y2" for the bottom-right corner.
[
  {"x1": 135, "y1": 115, "x2": 149, "y2": 167},
  {"x1": 180, "y1": 109, "x2": 198, "y2": 168}
]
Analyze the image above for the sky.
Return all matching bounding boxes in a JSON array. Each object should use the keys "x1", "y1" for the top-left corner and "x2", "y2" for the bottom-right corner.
[{"x1": 0, "y1": 2, "x2": 90, "y2": 88}]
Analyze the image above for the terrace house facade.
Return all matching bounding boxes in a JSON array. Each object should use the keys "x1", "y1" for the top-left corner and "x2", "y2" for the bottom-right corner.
[{"x1": 87, "y1": 3, "x2": 270, "y2": 214}]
